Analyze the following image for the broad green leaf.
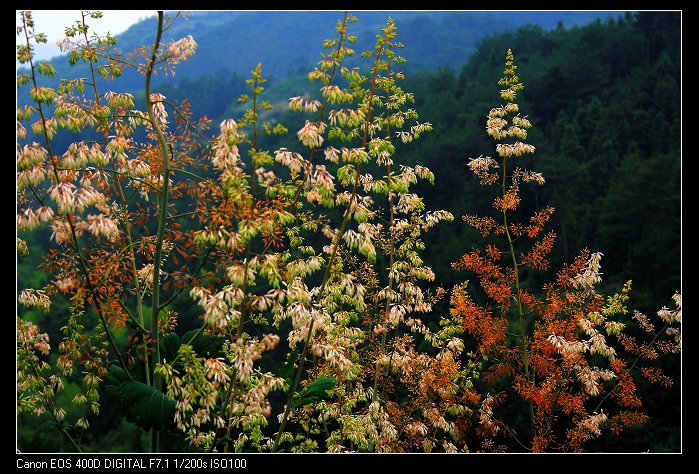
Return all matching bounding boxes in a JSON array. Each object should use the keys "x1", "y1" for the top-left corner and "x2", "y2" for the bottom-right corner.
[
  {"x1": 104, "y1": 366, "x2": 176, "y2": 431},
  {"x1": 293, "y1": 377, "x2": 336, "y2": 409}
]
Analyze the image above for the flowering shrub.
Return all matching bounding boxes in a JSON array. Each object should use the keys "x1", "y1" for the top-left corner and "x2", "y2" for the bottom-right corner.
[
  {"x1": 448, "y1": 51, "x2": 681, "y2": 452},
  {"x1": 16, "y1": 11, "x2": 680, "y2": 453}
]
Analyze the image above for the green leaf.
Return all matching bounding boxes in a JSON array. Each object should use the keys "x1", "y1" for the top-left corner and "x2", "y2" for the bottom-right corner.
[
  {"x1": 293, "y1": 377, "x2": 336, "y2": 409},
  {"x1": 105, "y1": 365, "x2": 130, "y2": 385},
  {"x1": 279, "y1": 352, "x2": 297, "y2": 386},
  {"x1": 104, "y1": 366, "x2": 176, "y2": 431}
]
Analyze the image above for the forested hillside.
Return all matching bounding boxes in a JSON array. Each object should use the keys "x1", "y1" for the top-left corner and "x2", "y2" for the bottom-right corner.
[
  {"x1": 19, "y1": 11, "x2": 623, "y2": 85},
  {"x1": 16, "y1": 10, "x2": 681, "y2": 454},
  {"x1": 154, "y1": 11, "x2": 680, "y2": 323}
]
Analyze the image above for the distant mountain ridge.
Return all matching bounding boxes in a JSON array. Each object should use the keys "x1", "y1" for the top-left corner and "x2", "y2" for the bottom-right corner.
[{"x1": 19, "y1": 10, "x2": 627, "y2": 86}]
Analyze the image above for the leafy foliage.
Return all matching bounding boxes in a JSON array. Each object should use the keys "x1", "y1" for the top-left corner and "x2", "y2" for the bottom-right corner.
[{"x1": 104, "y1": 366, "x2": 177, "y2": 431}]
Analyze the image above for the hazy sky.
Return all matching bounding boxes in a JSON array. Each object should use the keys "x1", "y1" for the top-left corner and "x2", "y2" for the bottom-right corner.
[{"x1": 16, "y1": 10, "x2": 154, "y2": 63}]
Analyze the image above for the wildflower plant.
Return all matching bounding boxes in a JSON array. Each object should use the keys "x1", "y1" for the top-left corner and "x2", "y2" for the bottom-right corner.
[
  {"x1": 17, "y1": 10, "x2": 213, "y2": 452},
  {"x1": 270, "y1": 15, "x2": 461, "y2": 453},
  {"x1": 449, "y1": 49, "x2": 682, "y2": 452}
]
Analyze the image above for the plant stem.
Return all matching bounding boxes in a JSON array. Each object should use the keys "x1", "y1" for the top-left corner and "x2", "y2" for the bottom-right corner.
[{"x1": 144, "y1": 10, "x2": 167, "y2": 453}]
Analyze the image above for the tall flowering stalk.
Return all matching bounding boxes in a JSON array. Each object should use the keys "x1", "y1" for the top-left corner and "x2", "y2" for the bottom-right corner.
[
  {"x1": 449, "y1": 49, "x2": 682, "y2": 452},
  {"x1": 272, "y1": 16, "x2": 457, "y2": 453}
]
